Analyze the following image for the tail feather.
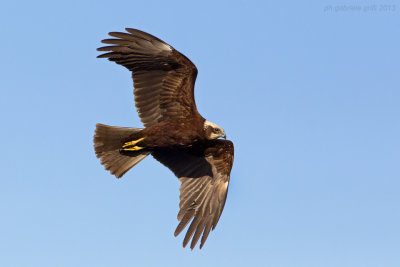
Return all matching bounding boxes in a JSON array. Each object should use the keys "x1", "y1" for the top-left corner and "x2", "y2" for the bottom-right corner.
[{"x1": 94, "y1": 123, "x2": 150, "y2": 178}]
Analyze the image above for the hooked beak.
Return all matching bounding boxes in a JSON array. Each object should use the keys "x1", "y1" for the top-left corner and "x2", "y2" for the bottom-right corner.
[{"x1": 221, "y1": 132, "x2": 226, "y2": 140}]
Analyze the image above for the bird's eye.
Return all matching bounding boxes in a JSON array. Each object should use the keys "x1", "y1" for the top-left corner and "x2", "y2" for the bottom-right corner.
[{"x1": 214, "y1": 128, "x2": 220, "y2": 133}]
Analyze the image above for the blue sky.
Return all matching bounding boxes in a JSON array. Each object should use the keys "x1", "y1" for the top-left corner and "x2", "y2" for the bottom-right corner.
[{"x1": 1, "y1": 1, "x2": 399, "y2": 266}]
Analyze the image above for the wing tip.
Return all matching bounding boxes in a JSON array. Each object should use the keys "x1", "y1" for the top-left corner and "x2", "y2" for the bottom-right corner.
[
  {"x1": 96, "y1": 53, "x2": 110, "y2": 59},
  {"x1": 125, "y1": 27, "x2": 138, "y2": 33}
]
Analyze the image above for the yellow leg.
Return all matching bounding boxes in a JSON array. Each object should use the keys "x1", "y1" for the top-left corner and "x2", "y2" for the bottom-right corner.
[
  {"x1": 122, "y1": 146, "x2": 144, "y2": 151},
  {"x1": 122, "y1": 137, "x2": 145, "y2": 148}
]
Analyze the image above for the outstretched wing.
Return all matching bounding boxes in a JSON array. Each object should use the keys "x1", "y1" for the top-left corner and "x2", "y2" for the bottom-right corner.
[
  {"x1": 152, "y1": 140, "x2": 234, "y2": 249},
  {"x1": 97, "y1": 28, "x2": 199, "y2": 127}
]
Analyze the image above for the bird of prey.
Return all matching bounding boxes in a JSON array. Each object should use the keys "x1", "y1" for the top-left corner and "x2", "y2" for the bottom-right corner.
[{"x1": 94, "y1": 28, "x2": 234, "y2": 249}]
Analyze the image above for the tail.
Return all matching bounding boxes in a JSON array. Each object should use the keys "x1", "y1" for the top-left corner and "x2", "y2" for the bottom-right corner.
[{"x1": 94, "y1": 123, "x2": 150, "y2": 178}]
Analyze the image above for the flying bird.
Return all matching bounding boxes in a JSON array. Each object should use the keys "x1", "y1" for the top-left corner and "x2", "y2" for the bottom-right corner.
[{"x1": 94, "y1": 28, "x2": 234, "y2": 249}]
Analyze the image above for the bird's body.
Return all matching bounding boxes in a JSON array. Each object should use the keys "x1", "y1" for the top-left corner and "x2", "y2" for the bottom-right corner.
[
  {"x1": 94, "y1": 28, "x2": 234, "y2": 249},
  {"x1": 124, "y1": 117, "x2": 206, "y2": 149}
]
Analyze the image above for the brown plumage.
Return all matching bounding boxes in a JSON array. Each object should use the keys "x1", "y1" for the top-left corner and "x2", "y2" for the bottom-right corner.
[{"x1": 94, "y1": 28, "x2": 234, "y2": 249}]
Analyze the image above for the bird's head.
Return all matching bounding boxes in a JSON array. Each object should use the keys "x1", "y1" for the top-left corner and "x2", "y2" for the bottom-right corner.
[{"x1": 204, "y1": 120, "x2": 226, "y2": 140}]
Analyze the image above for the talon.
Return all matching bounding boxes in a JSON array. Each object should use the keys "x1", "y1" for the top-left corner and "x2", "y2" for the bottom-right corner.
[{"x1": 122, "y1": 137, "x2": 145, "y2": 148}]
